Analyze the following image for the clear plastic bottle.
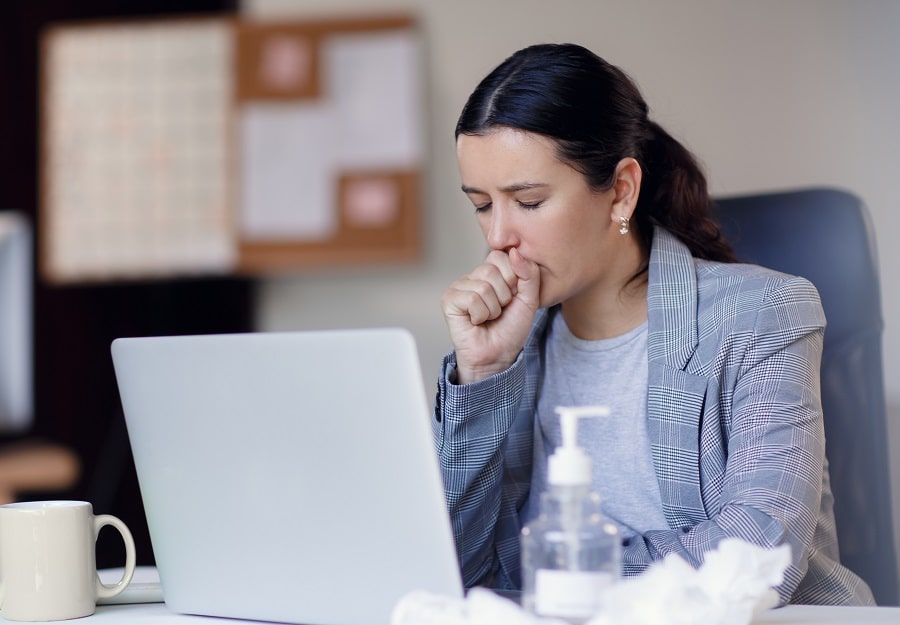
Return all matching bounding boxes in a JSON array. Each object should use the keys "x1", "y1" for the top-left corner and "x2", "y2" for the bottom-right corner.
[{"x1": 521, "y1": 406, "x2": 621, "y2": 624}]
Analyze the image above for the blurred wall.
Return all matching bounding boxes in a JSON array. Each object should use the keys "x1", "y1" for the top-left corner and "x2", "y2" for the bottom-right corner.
[
  {"x1": 243, "y1": 0, "x2": 900, "y2": 592},
  {"x1": 1, "y1": 0, "x2": 248, "y2": 568}
]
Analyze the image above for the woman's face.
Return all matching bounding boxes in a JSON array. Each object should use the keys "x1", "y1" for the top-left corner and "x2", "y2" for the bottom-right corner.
[{"x1": 456, "y1": 127, "x2": 626, "y2": 309}]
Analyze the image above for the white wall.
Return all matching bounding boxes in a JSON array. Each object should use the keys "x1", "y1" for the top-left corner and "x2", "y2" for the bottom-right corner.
[{"x1": 243, "y1": 0, "x2": 900, "y2": 582}]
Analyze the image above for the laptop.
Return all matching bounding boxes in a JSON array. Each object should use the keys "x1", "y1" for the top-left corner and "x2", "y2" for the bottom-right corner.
[{"x1": 111, "y1": 327, "x2": 464, "y2": 625}]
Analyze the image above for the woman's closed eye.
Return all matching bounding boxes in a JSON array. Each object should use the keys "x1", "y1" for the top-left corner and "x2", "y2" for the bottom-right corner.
[{"x1": 470, "y1": 196, "x2": 545, "y2": 213}]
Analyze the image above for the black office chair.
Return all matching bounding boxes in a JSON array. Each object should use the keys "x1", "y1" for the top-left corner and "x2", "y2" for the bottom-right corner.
[{"x1": 715, "y1": 187, "x2": 898, "y2": 605}]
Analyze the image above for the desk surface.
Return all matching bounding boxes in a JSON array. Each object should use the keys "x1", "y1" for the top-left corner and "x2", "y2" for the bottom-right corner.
[
  {"x1": 755, "y1": 604, "x2": 900, "y2": 624},
  {"x1": 4, "y1": 570, "x2": 899, "y2": 625},
  {"x1": 3, "y1": 602, "x2": 892, "y2": 625}
]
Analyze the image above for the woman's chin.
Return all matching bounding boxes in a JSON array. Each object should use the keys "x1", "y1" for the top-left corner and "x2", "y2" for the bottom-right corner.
[{"x1": 539, "y1": 291, "x2": 564, "y2": 310}]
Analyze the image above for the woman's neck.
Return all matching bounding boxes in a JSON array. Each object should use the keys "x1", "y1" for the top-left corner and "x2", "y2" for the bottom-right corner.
[{"x1": 561, "y1": 276, "x2": 648, "y2": 341}]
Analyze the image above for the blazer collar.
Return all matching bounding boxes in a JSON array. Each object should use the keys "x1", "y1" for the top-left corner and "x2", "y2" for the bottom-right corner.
[{"x1": 647, "y1": 226, "x2": 699, "y2": 370}]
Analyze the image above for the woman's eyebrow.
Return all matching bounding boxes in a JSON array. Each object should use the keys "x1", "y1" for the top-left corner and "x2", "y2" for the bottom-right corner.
[{"x1": 461, "y1": 182, "x2": 549, "y2": 194}]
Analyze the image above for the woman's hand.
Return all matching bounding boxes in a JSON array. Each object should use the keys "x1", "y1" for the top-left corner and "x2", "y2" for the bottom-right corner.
[{"x1": 440, "y1": 247, "x2": 541, "y2": 384}]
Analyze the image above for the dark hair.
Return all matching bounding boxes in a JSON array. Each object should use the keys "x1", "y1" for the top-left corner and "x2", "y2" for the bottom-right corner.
[{"x1": 456, "y1": 43, "x2": 736, "y2": 264}]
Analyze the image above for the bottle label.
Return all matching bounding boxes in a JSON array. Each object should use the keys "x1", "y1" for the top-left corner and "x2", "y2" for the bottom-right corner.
[{"x1": 534, "y1": 569, "x2": 612, "y2": 619}]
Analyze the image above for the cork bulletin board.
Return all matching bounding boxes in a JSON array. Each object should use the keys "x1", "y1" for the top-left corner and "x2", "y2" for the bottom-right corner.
[{"x1": 39, "y1": 14, "x2": 423, "y2": 283}]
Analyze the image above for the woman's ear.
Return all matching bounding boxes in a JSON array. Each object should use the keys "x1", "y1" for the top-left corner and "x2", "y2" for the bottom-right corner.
[{"x1": 610, "y1": 157, "x2": 642, "y2": 224}]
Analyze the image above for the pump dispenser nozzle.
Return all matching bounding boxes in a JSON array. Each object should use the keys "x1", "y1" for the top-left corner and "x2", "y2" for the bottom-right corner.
[{"x1": 548, "y1": 405, "x2": 610, "y2": 487}]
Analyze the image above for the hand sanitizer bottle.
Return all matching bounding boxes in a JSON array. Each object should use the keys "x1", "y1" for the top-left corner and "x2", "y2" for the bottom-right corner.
[{"x1": 521, "y1": 406, "x2": 621, "y2": 623}]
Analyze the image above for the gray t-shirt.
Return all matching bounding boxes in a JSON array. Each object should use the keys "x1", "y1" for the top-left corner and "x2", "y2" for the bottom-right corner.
[{"x1": 521, "y1": 312, "x2": 668, "y2": 539}]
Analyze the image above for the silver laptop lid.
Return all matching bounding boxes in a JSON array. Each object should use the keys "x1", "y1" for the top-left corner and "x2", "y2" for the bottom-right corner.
[{"x1": 112, "y1": 328, "x2": 463, "y2": 625}]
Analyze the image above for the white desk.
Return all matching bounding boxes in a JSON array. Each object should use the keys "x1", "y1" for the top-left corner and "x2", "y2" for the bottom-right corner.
[
  {"x1": 4, "y1": 602, "x2": 893, "y2": 625},
  {"x1": 754, "y1": 605, "x2": 900, "y2": 624},
  {"x1": 4, "y1": 570, "x2": 899, "y2": 624}
]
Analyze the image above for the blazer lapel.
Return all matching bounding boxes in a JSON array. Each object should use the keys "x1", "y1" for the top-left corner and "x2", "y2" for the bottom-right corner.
[{"x1": 646, "y1": 228, "x2": 710, "y2": 528}]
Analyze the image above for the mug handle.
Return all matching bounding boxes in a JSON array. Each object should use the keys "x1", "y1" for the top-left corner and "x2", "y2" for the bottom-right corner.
[{"x1": 93, "y1": 514, "x2": 137, "y2": 601}]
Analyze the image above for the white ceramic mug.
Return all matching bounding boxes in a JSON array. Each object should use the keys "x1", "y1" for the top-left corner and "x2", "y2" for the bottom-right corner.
[{"x1": 0, "y1": 500, "x2": 136, "y2": 621}]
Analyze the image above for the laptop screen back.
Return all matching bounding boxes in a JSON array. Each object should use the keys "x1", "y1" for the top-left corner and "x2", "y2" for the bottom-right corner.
[{"x1": 112, "y1": 328, "x2": 463, "y2": 625}]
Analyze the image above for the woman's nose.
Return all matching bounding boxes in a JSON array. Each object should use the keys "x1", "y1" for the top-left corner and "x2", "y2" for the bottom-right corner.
[{"x1": 484, "y1": 205, "x2": 519, "y2": 251}]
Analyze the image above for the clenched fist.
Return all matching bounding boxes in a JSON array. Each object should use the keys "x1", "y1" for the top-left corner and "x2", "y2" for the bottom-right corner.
[{"x1": 441, "y1": 247, "x2": 541, "y2": 384}]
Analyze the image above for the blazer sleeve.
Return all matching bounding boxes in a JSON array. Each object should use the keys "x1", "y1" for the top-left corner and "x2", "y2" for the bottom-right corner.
[
  {"x1": 623, "y1": 276, "x2": 828, "y2": 605},
  {"x1": 432, "y1": 350, "x2": 529, "y2": 587}
]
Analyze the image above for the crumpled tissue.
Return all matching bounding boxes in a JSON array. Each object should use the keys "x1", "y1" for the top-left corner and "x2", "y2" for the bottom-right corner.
[
  {"x1": 390, "y1": 538, "x2": 791, "y2": 625},
  {"x1": 588, "y1": 538, "x2": 791, "y2": 625}
]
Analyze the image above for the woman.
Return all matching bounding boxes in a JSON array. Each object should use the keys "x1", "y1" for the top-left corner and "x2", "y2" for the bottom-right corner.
[{"x1": 433, "y1": 42, "x2": 874, "y2": 606}]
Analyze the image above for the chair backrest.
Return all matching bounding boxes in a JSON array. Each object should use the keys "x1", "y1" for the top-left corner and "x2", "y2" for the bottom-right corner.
[{"x1": 715, "y1": 187, "x2": 898, "y2": 605}]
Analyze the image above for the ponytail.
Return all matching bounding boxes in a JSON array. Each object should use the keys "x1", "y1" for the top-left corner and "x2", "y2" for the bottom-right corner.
[{"x1": 635, "y1": 122, "x2": 737, "y2": 263}]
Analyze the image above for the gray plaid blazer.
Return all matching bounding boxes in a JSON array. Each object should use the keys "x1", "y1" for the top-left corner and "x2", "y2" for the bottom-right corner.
[{"x1": 434, "y1": 227, "x2": 874, "y2": 605}]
